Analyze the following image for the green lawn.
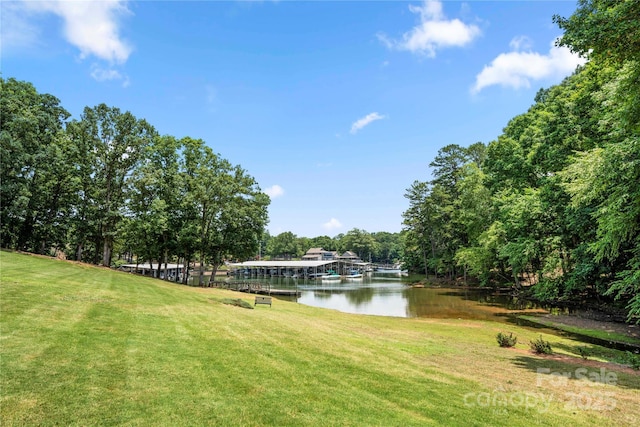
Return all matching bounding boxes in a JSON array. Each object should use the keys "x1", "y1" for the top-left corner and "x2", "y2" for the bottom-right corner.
[{"x1": 1, "y1": 251, "x2": 639, "y2": 426}]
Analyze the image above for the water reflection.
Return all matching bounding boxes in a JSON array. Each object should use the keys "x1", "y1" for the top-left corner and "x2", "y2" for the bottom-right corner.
[{"x1": 230, "y1": 275, "x2": 548, "y2": 320}]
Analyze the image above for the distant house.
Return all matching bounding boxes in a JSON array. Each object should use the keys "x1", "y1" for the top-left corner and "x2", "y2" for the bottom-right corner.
[
  {"x1": 338, "y1": 251, "x2": 361, "y2": 262},
  {"x1": 302, "y1": 247, "x2": 337, "y2": 261}
]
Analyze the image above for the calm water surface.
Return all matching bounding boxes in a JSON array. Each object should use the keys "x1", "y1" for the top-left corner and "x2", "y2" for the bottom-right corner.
[
  {"x1": 232, "y1": 273, "x2": 549, "y2": 321},
  {"x1": 230, "y1": 274, "x2": 640, "y2": 350}
]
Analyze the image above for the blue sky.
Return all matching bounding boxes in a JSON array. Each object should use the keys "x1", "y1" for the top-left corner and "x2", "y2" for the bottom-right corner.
[{"x1": 2, "y1": 0, "x2": 585, "y2": 238}]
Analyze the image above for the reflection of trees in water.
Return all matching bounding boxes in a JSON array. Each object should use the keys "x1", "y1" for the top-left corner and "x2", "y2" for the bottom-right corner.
[
  {"x1": 403, "y1": 288, "x2": 494, "y2": 319},
  {"x1": 313, "y1": 291, "x2": 333, "y2": 299},
  {"x1": 311, "y1": 288, "x2": 376, "y2": 305},
  {"x1": 443, "y1": 290, "x2": 545, "y2": 311},
  {"x1": 345, "y1": 287, "x2": 375, "y2": 305},
  {"x1": 403, "y1": 287, "x2": 548, "y2": 319}
]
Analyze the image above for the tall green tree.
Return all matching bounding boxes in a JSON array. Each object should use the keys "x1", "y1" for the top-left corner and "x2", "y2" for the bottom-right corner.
[
  {"x1": 267, "y1": 232, "x2": 299, "y2": 260},
  {"x1": 127, "y1": 135, "x2": 182, "y2": 277},
  {"x1": 340, "y1": 228, "x2": 379, "y2": 262},
  {"x1": 0, "y1": 78, "x2": 71, "y2": 252},
  {"x1": 180, "y1": 138, "x2": 269, "y2": 284},
  {"x1": 555, "y1": 0, "x2": 640, "y2": 321},
  {"x1": 554, "y1": 0, "x2": 640, "y2": 63},
  {"x1": 311, "y1": 235, "x2": 336, "y2": 251},
  {"x1": 68, "y1": 104, "x2": 156, "y2": 266},
  {"x1": 371, "y1": 232, "x2": 402, "y2": 264}
]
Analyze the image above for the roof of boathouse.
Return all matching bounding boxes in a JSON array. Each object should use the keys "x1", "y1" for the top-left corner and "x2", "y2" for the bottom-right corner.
[
  {"x1": 230, "y1": 260, "x2": 335, "y2": 268},
  {"x1": 120, "y1": 263, "x2": 184, "y2": 270}
]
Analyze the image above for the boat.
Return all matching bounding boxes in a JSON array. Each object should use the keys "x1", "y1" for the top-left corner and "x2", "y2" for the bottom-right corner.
[
  {"x1": 375, "y1": 264, "x2": 408, "y2": 275},
  {"x1": 345, "y1": 270, "x2": 363, "y2": 280},
  {"x1": 321, "y1": 270, "x2": 341, "y2": 280}
]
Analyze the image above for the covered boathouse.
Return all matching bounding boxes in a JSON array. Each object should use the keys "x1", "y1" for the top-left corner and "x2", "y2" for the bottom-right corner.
[
  {"x1": 229, "y1": 260, "x2": 369, "y2": 278},
  {"x1": 120, "y1": 263, "x2": 185, "y2": 281}
]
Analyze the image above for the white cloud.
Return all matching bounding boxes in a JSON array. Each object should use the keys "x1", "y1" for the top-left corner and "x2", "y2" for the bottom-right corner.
[
  {"x1": 323, "y1": 218, "x2": 342, "y2": 231},
  {"x1": 90, "y1": 64, "x2": 130, "y2": 87},
  {"x1": 472, "y1": 38, "x2": 587, "y2": 94},
  {"x1": 264, "y1": 185, "x2": 284, "y2": 199},
  {"x1": 378, "y1": 0, "x2": 481, "y2": 57},
  {"x1": 23, "y1": 0, "x2": 133, "y2": 64},
  {"x1": 509, "y1": 35, "x2": 533, "y2": 51},
  {"x1": 350, "y1": 112, "x2": 386, "y2": 134},
  {"x1": 0, "y1": 2, "x2": 41, "y2": 50}
]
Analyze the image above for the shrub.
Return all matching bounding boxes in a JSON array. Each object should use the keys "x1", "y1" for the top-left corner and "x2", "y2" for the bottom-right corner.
[
  {"x1": 577, "y1": 346, "x2": 589, "y2": 360},
  {"x1": 496, "y1": 332, "x2": 517, "y2": 348},
  {"x1": 625, "y1": 351, "x2": 640, "y2": 370},
  {"x1": 220, "y1": 298, "x2": 254, "y2": 309},
  {"x1": 529, "y1": 336, "x2": 552, "y2": 354}
]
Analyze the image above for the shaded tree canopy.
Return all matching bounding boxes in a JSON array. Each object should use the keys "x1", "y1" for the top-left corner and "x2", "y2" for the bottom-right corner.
[
  {"x1": 402, "y1": 1, "x2": 640, "y2": 323},
  {"x1": 2, "y1": 77, "x2": 269, "y2": 281}
]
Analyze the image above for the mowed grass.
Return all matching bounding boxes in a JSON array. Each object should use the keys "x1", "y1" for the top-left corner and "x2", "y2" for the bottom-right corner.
[{"x1": 1, "y1": 251, "x2": 639, "y2": 426}]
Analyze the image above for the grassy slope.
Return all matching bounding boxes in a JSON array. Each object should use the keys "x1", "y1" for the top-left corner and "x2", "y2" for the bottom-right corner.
[{"x1": 1, "y1": 251, "x2": 639, "y2": 426}]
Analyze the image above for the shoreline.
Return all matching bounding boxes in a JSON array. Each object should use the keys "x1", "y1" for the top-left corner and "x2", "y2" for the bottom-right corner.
[{"x1": 411, "y1": 281, "x2": 640, "y2": 349}]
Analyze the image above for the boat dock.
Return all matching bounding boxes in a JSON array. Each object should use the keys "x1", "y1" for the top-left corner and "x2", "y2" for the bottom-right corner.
[{"x1": 206, "y1": 280, "x2": 300, "y2": 296}]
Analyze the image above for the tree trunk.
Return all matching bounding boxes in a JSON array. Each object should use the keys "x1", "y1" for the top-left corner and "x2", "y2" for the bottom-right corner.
[
  {"x1": 198, "y1": 254, "x2": 205, "y2": 286},
  {"x1": 207, "y1": 264, "x2": 219, "y2": 286},
  {"x1": 182, "y1": 254, "x2": 191, "y2": 285},
  {"x1": 422, "y1": 245, "x2": 429, "y2": 278},
  {"x1": 163, "y1": 249, "x2": 169, "y2": 281},
  {"x1": 103, "y1": 237, "x2": 112, "y2": 267}
]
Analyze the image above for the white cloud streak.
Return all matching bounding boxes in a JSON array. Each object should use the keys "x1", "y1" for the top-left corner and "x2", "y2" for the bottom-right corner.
[
  {"x1": 378, "y1": 0, "x2": 480, "y2": 57},
  {"x1": 472, "y1": 37, "x2": 587, "y2": 94},
  {"x1": 90, "y1": 64, "x2": 130, "y2": 87},
  {"x1": 350, "y1": 112, "x2": 386, "y2": 135},
  {"x1": 323, "y1": 218, "x2": 342, "y2": 231},
  {"x1": 264, "y1": 185, "x2": 284, "y2": 199},
  {"x1": 23, "y1": 0, "x2": 133, "y2": 64},
  {"x1": 0, "y1": 2, "x2": 41, "y2": 50}
]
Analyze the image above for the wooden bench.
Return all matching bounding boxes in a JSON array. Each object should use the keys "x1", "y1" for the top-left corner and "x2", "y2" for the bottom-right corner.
[{"x1": 254, "y1": 296, "x2": 272, "y2": 307}]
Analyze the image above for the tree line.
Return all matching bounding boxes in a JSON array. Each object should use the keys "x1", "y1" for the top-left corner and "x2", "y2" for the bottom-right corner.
[
  {"x1": 401, "y1": 0, "x2": 639, "y2": 322},
  {"x1": 1, "y1": 80, "x2": 269, "y2": 284},
  {"x1": 262, "y1": 228, "x2": 402, "y2": 264}
]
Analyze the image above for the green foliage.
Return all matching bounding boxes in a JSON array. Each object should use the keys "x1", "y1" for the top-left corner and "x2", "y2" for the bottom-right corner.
[
  {"x1": 267, "y1": 231, "x2": 300, "y2": 259},
  {"x1": 496, "y1": 332, "x2": 517, "y2": 348},
  {"x1": 400, "y1": 7, "x2": 640, "y2": 323},
  {"x1": 624, "y1": 351, "x2": 640, "y2": 370},
  {"x1": 0, "y1": 77, "x2": 71, "y2": 252},
  {"x1": 554, "y1": 0, "x2": 640, "y2": 64},
  {"x1": 529, "y1": 336, "x2": 553, "y2": 355},
  {"x1": 340, "y1": 228, "x2": 379, "y2": 261},
  {"x1": 578, "y1": 346, "x2": 589, "y2": 360},
  {"x1": 2, "y1": 77, "x2": 269, "y2": 279}
]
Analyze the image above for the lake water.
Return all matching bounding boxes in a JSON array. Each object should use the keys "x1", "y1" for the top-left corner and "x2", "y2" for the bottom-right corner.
[
  {"x1": 228, "y1": 274, "x2": 640, "y2": 351},
  {"x1": 232, "y1": 273, "x2": 550, "y2": 321}
]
